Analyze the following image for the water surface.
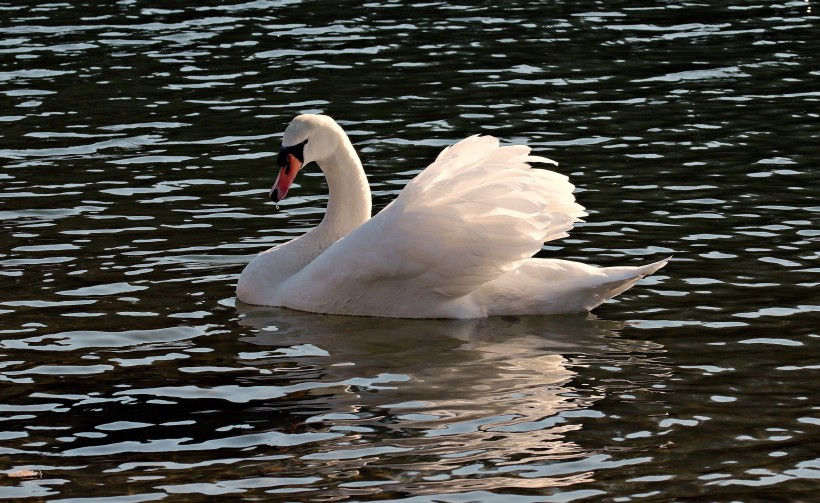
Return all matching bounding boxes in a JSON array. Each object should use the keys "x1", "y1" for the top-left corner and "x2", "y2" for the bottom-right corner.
[{"x1": 1, "y1": 0, "x2": 818, "y2": 501}]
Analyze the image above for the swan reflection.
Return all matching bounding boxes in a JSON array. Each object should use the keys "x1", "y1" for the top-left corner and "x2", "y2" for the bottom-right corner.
[{"x1": 237, "y1": 307, "x2": 661, "y2": 494}]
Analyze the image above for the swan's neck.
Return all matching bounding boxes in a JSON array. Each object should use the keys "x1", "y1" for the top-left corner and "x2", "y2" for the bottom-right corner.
[{"x1": 314, "y1": 138, "x2": 372, "y2": 242}]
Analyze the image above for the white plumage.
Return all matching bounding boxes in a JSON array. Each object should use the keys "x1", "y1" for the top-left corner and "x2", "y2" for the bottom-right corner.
[{"x1": 237, "y1": 114, "x2": 667, "y2": 318}]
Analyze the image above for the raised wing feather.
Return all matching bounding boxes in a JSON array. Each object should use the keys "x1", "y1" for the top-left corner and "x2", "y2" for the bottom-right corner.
[{"x1": 294, "y1": 135, "x2": 587, "y2": 306}]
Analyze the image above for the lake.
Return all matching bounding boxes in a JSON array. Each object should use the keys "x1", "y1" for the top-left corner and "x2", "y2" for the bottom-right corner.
[{"x1": 1, "y1": 0, "x2": 818, "y2": 501}]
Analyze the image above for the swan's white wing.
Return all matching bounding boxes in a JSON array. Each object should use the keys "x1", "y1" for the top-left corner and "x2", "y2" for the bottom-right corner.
[
  {"x1": 386, "y1": 135, "x2": 586, "y2": 294},
  {"x1": 289, "y1": 135, "x2": 586, "y2": 313}
]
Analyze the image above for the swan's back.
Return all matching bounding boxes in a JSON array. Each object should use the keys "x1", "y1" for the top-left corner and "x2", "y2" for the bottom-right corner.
[{"x1": 284, "y1": 135, "x2": 597, "y2": 317}]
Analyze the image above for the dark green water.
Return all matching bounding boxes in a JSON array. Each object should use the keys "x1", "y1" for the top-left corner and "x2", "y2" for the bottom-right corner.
[{"x1": 1, "y1": 1, "x2": 818, "y2": 501}]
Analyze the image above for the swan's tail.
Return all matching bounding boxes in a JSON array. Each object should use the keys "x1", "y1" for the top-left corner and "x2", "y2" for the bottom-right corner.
[
  {"x1": 584, "y1": 257, "x2": 670, "y2": 311},
  {"x1": 615, "y1": 257, "x2": 670, "y2": 278},
  {"x1": 480, "y1": 257, "x2": 669, "y2": 316}
]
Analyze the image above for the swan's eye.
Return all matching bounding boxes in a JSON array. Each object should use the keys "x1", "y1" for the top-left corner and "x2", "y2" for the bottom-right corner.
[{"x1": 277, "y1": 139, "x2": 309, "y2": 169}]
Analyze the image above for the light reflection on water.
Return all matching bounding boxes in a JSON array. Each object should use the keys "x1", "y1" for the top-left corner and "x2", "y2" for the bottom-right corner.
[{"x1": 1, "y1": 0, "x2": 819, "y2": 500}]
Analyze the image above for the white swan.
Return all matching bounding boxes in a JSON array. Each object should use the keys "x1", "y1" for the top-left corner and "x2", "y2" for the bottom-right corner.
[{"x1": 237, "y1": 114, "x2": 667, "y2": 318}]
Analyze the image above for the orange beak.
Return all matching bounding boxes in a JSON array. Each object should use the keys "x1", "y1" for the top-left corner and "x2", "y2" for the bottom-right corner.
[{"x1": 270, "y1": 153, "x2": 302, "y2": 202}]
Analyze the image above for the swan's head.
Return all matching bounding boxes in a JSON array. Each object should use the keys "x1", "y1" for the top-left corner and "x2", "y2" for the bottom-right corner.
[{"x1": 270, "y1": 114, "x2": 343, "y2": 202}]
